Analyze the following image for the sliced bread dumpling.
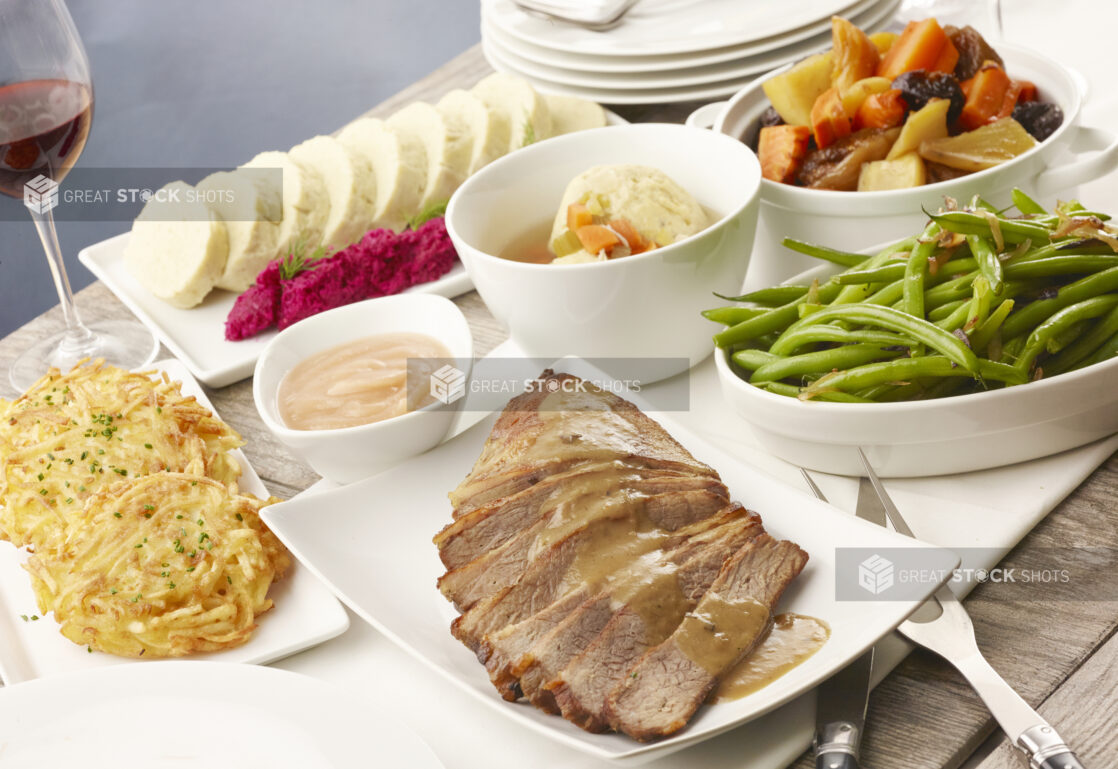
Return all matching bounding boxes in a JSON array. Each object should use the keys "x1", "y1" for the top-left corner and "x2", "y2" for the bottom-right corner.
[
  {"x1": 437, "y1": 88, "x2": 510, "y2": 174},
  {"x1": 196, "y1": 169, "x2": 281, "y2": 292},
  {"x1": 290, "y1": 135, "x2": 378, "y2": 250},
  {"x1": 124, "y1": 181, "x2": 229, "y2": 308},
  {"x1": 386, "y1": 102, "x2": 471, "y2": 214},
  {"x1": 471, "y1": 72, "x2": 552, "y2": 153},
  {"x1": 240, "y1": 150, "x2": 329, "y2": 258},
  {"x1": 337, "y1": 117, "x2": 426, "y2": 232},
  {"x1": 545, "y1": 93, "x2": 608, "y2": 136}
]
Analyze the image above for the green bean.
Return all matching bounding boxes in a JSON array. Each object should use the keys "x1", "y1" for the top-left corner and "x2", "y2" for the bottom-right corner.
[
  {"x1": 731, "y1": 348, "x2": 780, "y2": 372},
  {"x1": 702, "y1": 306, "x2": 768, "y2": 326},
  {"x1": 768, "y1": 325, "x2": 912, "y2": 356},
  {"x1": 1015, "y1": 295, "x2": 1118, "y2": 373},
  {"x1": 775, "y1": 304, "x2": 979, "y2": 372},
  {"x1": 966, "y1": 234, "x2": 1004, "y2": 295},
  {"x1": 1077, "y1": 328, "x2": 1118, "y2": 368},
  {"x1": 1012, "y1": 240, "x2": 1117, "y2": 262},
  {"x1": 922, "y1": 272, "x2": 980, "y2": 310},
  {"x1": 803, "y1": 356, "x2": 1026, "y2": 396},
  {"x1": 833, "y1": 262, "x2": 907, "y2": 285},
  {"x1": 933, "y1": 301, "x2": 972, "y2": 332},
  {"x1": 714, "y1": 280, "x2": 844, "y2": 347},
  {"x1": 966, "y1": 277, "x2": 992, "y2": 332},
  {"x1": 928, "y1": 299, "x2": 968, "y2": 322},
  {"x1": 1012, "y1": 188, "x2": 1048, "y2": 216},
  {"x1": 750, "y1": 344, "x2": 905, "y2": 384},
  {"x1": 713, "y1": 285, "x2": 811, "y2": 306},
  {"x1": 1046, "y1": 305, "x2": 1118, "y2": 375},
  {"x1": 926, "y1": 209, "x2": 1051, "y2": 244},
  {"x1": 968, "y1": 299, "x2": 1015, "y2": 355},
  {"x1": 904, "y1": 223, "x2": 939, "y2": 319},
  {"x1": 1002, "y1": 255, "x2": 1118, "y2": 279},
  {"x1": 1000, "y1": 266, "x2": 1118, "y2": 339},
  {"x1": 760, "y1": 381, "x2": 874, "y2": 403},
  {"x1": 865, "y1": 279, "x2": 905, "y2": 306},
  {"x1": 780, "y1": 238, "x2": 870, "y2": 267}
]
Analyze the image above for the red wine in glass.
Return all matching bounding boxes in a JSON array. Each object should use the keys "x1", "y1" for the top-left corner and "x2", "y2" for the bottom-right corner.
[
  {"x1": 0, "y1": 0, "x2": 157, "y2": 393},
  {"x1": 0, "y1": 78, "x2": 92, "y2": 196}
]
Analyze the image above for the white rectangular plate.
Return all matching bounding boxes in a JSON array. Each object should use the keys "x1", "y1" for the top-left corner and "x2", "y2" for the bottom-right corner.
[
  {"x1": 260, "y1": 362, "x2": 958, "y2": 764},
  {"x1": 78, "y1": 233, "x2": 473, "y2": 388},
  {"x1": 0, "y1": 358, "x2": 349, "y2": 685}
]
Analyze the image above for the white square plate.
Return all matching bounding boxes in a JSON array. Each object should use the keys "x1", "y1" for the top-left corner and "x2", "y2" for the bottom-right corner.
[
  {"x1": 78, "y1": 233, "x2": 473, "y2": 388},
  {"x1": 260, "y1": 364, "x2": 958, "y2": 764},
  {"x1": 0, "y1": 359, "x2": 349, "y2": 685}
]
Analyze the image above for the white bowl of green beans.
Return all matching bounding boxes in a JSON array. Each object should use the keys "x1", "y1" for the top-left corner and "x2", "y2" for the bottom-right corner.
[{"x1": 709, "y1": 188, "x2": 1118, "y2": 477}]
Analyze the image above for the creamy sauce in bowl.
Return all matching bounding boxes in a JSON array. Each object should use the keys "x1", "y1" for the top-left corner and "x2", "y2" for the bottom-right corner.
[{"x1": 278, "y1": 332, "x2": 451, "y2": 431}]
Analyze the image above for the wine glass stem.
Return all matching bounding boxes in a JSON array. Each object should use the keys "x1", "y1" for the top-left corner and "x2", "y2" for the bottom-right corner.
[{"x1": 28, "y1": 205, "x2": 94, "y2": 353}]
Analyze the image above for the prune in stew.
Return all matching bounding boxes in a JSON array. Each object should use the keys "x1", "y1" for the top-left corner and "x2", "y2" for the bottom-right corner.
[
  {"x1": 892, "y1": 70, "x2": 965, "y2": 124},
  {"x1": 759, "y1": 105, "x2": 785, "y2": 127},
  {"x1": 1012, "y1": 101, "x2": 1064, "y2": 142},
  {"x1": 796, "y1": 127, "x2": 900, "y2": 191},
  {"x1": 947, "y1": 25, "x2": 1004, "y2": 81}
]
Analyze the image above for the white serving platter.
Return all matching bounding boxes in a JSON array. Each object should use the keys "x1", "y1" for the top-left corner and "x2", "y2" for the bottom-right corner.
[
  {"x1": 0, "y1": 661, "x2": 444, "y2": 769},
  {"x1": 260, "y1": 359, "x2": 958, "y2": 764},
  {"x1": 0, "y1": 358, "x2": 349, "y2": 685},
  {"x1": 78, "y1": 233, "x2": 472, "y2": 388}
]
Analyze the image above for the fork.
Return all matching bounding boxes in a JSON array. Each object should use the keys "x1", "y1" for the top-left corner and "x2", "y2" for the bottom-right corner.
[
  {"x1": 802, "y1": 456, "x2": 1087, "y2": 769},
  {"x1": 512, "y1": 0, "x2": 640, "y2": 28}
]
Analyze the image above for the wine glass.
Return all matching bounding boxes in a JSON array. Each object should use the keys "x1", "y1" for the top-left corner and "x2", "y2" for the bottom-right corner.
[
  {"x1": 896, "y1": 0, "x2": 1004, "y2": 39},
  {"x1": 0, "y1": 0, "x2": 157, "y2": 393}
]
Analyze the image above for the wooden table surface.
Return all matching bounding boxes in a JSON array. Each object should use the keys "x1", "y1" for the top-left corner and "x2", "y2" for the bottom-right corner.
[{"x1": 2, "y1": 45, "x2": 1115, "y2": 769}]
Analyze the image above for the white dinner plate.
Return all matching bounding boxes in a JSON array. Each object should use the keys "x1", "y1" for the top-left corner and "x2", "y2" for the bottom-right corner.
[
  {"x1": 484, "y1": 0, "x2": 867, "y2": 57},
  {"x1": 0, "y1": 660, "x2": 444, "y2": 769},
  {"x1": 78, "y1": 233, "x2": 473, "y2": 389},
  {"x1": 480, "y1": 0, "x2": 887, "y2": 74},
  {"x1": 0, "y1": 358, "x2": 349, "y2": 685},
  {"x1": 482, "y1": 0, "x2": 899, "y2": 91},
  {"x1": 483, "y1": 42, "x2": 760, "y2": 104},
  {"x1": 260, "y1": 359, "x2": 958, "y2": 764}
]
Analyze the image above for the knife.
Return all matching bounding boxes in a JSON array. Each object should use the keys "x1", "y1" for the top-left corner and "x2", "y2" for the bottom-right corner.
[{"x1": 810, "y1": 476, "x2": 884, "y2": 769}]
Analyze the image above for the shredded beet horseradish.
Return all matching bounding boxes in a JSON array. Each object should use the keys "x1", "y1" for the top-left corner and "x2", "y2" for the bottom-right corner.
[{"x1": 224, "y1": 218, "x2": 457, "y2": 341}]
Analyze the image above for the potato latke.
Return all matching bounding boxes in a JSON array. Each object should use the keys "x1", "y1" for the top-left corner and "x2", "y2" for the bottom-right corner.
[
  {"x1": 0, "y1": 361, "x2": 242, "y2": 550},
  {"x1": 26, "y1": 472, "x2": 289, "y2": 657}
]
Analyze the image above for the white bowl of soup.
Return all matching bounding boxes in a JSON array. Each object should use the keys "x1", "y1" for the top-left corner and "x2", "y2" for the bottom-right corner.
[
  {"x1": 253, "y1": 294, "x2": 473, "y2": 484},
  {"x1": 445, "y1": 123, "x2": 761, "y2": 382}
]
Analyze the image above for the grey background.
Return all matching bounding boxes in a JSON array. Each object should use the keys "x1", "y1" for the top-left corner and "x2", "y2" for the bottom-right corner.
[{"x1": 0, "y1": 0, "x2": 481, "y2": 338}]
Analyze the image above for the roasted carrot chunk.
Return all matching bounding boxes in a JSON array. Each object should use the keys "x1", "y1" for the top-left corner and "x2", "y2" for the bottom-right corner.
[
  {"x1": 960, "y1": 61, "x2": 1011, "y2": 130},
  {"x1": 997, "y1": 80, "x2": 1023, "y2": 119},
  {"x1": 1014, "y1": 79, "x2": 1038, "y2": 102},
  {"x1": 608, "y1": 218, "x2": 649, "y2": 254},
  {"x1": 566, "y1": 202, "x2": 594, "y2": 232},
  {"x1": 854, "y1": 89, "x2": 908, "y2": 130},
  {"x1": 877, "y1": 18, "x2": 956, "y2": 80},
  {"x1": 575, "y1": 224, "x2": 621, "y2": 256},
  {"x1": 810, "y1": 87, "x2": 852, "y2": 149},
  {"x1": 758, "y1": 125, "x2": 812, "y2": 183}
]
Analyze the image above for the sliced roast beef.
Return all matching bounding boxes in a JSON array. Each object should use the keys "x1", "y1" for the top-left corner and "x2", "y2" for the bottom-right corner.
[
  {"x1": 435, "y1": 463, "x2": 726, "y2": 570},
  {"x1": 438, "y1": 482, "x2": 728, "y2": 611},
  {"x1": 448, "y1": 371, "x2": 720, "y2": 515},
  {"x1": 486, "y1": 505, "x2": 761, "y2": 706},
  {"x1": 604, "y1": 533, "x2": 808, "y2": 741},
  {"x1": 540, "y1": 514, "x2": 769, "y2": 732}
]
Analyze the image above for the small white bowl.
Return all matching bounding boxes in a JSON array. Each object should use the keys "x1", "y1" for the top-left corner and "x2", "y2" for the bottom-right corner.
[
  {"x1": 689, "y1": 43, "x2": 1118, "y2": 287},
  {"x1": 712, "y1": 267, "x2": 1118, "y2": 478},
  {"x1": 446, "y1": 123, "x2": 761, "y2": 382},
  {"x1": 253, "y1": 294, "x2": 473, "y2": 484}
]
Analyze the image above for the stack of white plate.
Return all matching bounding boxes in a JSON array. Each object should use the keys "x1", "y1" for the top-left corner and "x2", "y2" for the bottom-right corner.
[{"x1": 481, "y1": 0, "x2": 902, "y2": 104}]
